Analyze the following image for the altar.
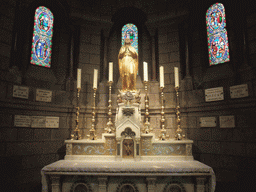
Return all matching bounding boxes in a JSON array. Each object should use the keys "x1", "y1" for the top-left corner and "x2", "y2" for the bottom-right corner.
[
  {"x1": 41, "y1": 38, "x2": 215, "y2": 192},
  {"x1": 41, "y1": 135, "x2": 215, "y2": 192}
]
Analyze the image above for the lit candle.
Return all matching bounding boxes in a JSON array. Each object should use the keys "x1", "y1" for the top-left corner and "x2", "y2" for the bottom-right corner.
[
  {"x1": 160, "y1": 66, "x2": 164, "y2": 88},
  {"x1": 93, "y1": 69, "x2": 98, "y2": 89},
  {"x1": 143, "y1": 62, "x2": 148, "y2": 82},
  {"x1": 174, "y1": 67, "x2": 179, "y2": 88},
  {"x1": 77, "y1": 68, "x2": 81, "y2": 89},
  {"x1": 109, "y1": 62, "x2": 113, "y2": 82}
]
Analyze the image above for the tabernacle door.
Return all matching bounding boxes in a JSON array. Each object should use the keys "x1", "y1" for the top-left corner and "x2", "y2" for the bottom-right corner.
[{"x1": 122, "y1": 139, "x2": 134, "y2": 158}]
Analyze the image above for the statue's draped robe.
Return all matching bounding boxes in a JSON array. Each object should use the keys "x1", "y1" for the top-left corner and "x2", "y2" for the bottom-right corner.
[{"x1": 118, "y1": 44, "x2": 138, "y2": 91}]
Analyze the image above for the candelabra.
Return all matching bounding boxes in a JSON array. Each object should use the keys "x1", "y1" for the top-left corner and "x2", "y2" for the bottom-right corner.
[
  {"x1": 158, "y1": 87, "x2": 169, "y2": 140},
  {"x1": 87, "y1": 88, "x2": 97, "y2": 140},
  {"x1": 143, "y1": 81, "x2": 152, "y2": 133},
  {"x1": 175, "y1": 86, "x2": 185, "y2": 140},
  {"x1": 105, "y1": 81, "x2": 115, "y2": 133},
  {"x1": 71, "y1": 88, "x2": 82, "y2": 140}
]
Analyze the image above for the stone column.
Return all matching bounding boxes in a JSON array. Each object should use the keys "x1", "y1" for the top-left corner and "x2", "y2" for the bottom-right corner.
[
  {"x1": 184, "y1": 23, "x2": 193, "y2": 91},
  {"x1": 98, "y1": 177, "x2": 108, "y2": 192},
  {"x1": 8, "y1": 0, "x2": 22, "y2": 84},
  {"x1": 146, "y1": 177, "x2": 156, "y2": 192},
  {"x1": 66, "y1": 25, "x2": 75, "y2": 91},
  {"x1": 181, "y1": 23, "x2": 193, "y2": 109},
  {"x1": 103, "y1": 32, "x2": 109, "y2": 81},
  {"x1": 238, "y1": 16, "x2": 254, "y2": 82},
  {"x1": 196, "y1": 177, "x2": 206, "y2": 192},
  {"x1": 50, "y1": 175, "x2": 61, "y2": 192},
  {"x1": 98, "y1": 31, "x2": 109, "y2": 107},
  {"x1": 151, "y1": 32, "x2": 157, "y2": 81},
  {"x1": 116, "y1": 138, "x2": 121, "y2": 158},
  {"x1": 147, "y1": 27, "x2": 157, "y2": 81},
  {"x1": 134, "y1": 138, "x2": 140, "y2": 158}
]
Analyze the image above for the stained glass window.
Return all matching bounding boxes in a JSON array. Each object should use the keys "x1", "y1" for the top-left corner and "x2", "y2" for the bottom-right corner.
[
  {"x1": 206, "y1": 3, "x2": 229, "y2": 66},
  {"x1": 122, "y1": 23, "x2": 138, "y2": 53},
  {"x1": 30, "y1": 6, "x2": 54, "y2": 68}
]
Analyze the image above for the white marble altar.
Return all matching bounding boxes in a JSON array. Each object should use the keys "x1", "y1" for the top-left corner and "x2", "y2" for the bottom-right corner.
[
  {"x1": 42, "y1": 159, "x2": 215, "y2": 192},
  {"x1": 41, "y1": 60, "x2": 215, "y2": 191}
]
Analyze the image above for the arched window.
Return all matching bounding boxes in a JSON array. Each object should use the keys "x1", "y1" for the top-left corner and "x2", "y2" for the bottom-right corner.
[
  {"x1": 206, "y1": 3, "x2": 229, "y2": 66},
  {"x1": 30, "y1": 6, "x2": 54, "y2": 68},
  {"x1": 122, "y1": 23, "x2": 138, "y2": 53}
]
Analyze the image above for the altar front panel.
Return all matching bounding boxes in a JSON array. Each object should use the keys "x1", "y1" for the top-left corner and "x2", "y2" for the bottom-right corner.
[{"x1": 41, "y1": 160, "x2": 215, "y2": 192}]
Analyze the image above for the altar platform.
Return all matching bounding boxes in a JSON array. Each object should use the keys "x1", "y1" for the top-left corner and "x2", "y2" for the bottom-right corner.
[{"x1": 41, "y1": 158, "x2": 215, "y2": 192}]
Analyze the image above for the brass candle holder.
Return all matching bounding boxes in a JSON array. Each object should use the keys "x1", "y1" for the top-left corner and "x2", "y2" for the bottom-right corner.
[
  {"x1": 87, "y1": 88, "x2": 97, "y2": 140},
  {"x1": 71, "y1": 88, "x2": 82, "y2": 140},
  {"x1": 143, "y1": 81, "x2": 152, "y2": 133},
  {"x1": 175, "y1": 86, "x2": 185, "y2": 140},
  {"x1": 158, "y1": 87, "x2": 169, "y2": 140},
  {"x1": 105, "y1": 81, "x2": 115, "y2": 133}
]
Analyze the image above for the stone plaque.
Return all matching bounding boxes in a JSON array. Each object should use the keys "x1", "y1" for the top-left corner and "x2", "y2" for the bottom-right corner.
[
  {"x1": 230, "y1": 84, "x2": 248, "y2": 98},
  {"x1": 199, "y1": 117, "x2": 216, "y2": 127},
  {"x1": 36, "y1": 89, "x2": 52, "y2": 102},
  {"x1": 13, "y1": 85, "x2": 29, "y2": 99},
  {"x1": 46, "y1": 117, "x2": 59, "y2": 128},
  {"x1": 14, "y1": 115, "x2": 31, "y2": 127},
  {"x1": 220, "y1": 116, "x2": 235, "y2": 128},
  {"x1": 31, "y1": 116, "x2": 46, "y2": 128},
  {"x1": 205, "y1": 87, "x2": 224, "y2": 102}
]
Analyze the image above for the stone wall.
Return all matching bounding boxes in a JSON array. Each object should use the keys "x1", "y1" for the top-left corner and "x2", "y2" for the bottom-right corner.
[{"x1": 0, "y1": 0, "x2": 256, "y2": 191}]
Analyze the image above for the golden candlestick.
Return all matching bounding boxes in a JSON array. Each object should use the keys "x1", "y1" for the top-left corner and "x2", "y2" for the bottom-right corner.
[
  {"x1": 175, "y1": 86, "x2": 185, "y2": 140},
  {"x1": 87, "y1": 88, "x2": 97, "y2": 140},
  {"x1": 105, "y1": 81, "x2": 115, "y2": 133},
  {"x1": 143, "y1": 81, "x2": 152, "y2": 133},
  {"x1": 158, "y1": 87, "x2": 169, "y2": 140},
  {"x1": 71, "y1": 88, "x2": 82, "y2": 140}
]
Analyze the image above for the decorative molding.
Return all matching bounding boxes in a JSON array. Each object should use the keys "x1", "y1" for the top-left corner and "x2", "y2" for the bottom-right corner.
[
  {"x1": 196, "y1": 177, "x2": 206, "y2": 192},
  {"x1": 70, "y1": 180, "x2": 92, "y2": 192},
  {"x1": 122, "y1": 108, "x2": 135, "y2": 116},
  {"x1": 146, "y1": 177, "x2": 156, "y2": 192},
  {"x1": 186, "y1": 144, "x2": 192, "y2": 156},
  {"x1": 121, "y1": 128, "x2": 136, "y2": 138},
  {"x1": 66, "y1": 143, "x2": 72, "y2": 155},
  {"x1": 98, "y1": 177, "x2": 108, "y2": 192},
  {"x1": 50, "y1": 175, "x2": 60, "y2": 192},
  {"x1": 116, "y1": 180, "x2": 139, "y2": 192},
  {"x1": 163, "y1": 181, "x2": 186, "y2": 192}
]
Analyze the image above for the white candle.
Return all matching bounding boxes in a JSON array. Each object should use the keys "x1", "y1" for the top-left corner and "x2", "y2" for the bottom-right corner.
[
  {"x1": 93, "y1": 69, "x2": 98, "y2": 89},
  {"x1": 143, "y1": 62, "x2": 148, "y2": 82},
  {"x1": 174, "y1": 67, "x2": 179, "y2": 88},
  {"x1": 109, "y1": 62, "x2": 113, "y2": 82},
  {"x1": 160, "y1": 66, "x2": 164, "y2": 88},
  {"x1": 77, "y1": 68, "x2": 81, "y2": 89}
]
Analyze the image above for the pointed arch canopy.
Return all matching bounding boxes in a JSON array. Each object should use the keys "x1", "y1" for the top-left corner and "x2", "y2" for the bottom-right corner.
[
  {"x1": 122, "y1": 23, "x2": 138, "y2": 53},
  {"x1": 206, "y1": 3, "x2": 230, "y2": 65},
  {"x1": 30, "y1": 6, "x2": 54, "y2": 68}
]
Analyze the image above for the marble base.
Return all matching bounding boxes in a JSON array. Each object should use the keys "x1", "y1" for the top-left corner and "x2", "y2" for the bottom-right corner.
[{"x1": 42, "y1": 160, "x2": 215, "y2": 192}]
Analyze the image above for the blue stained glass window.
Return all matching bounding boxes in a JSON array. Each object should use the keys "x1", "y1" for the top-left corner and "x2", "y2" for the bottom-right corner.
[
  {"x1": 122, "y1": 23, "x2": 138, "y2": 53},
  {"x1": 206, "y1": 3, "x2": 230, "y2": 65},
  {"x1": 30, "y1": 6, "x2": 54, "y2": 68}
]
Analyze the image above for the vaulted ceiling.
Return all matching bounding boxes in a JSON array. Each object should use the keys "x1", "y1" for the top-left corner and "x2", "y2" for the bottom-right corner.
[{"x1": 68, "y1": 0, "x2": 191, "y2": 24}]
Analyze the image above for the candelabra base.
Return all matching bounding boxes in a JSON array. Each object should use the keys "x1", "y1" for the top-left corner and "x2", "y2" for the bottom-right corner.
[
  {"x1": 158, "y1": 128, "x2": 170, "y2": 141},
  {"x1": 87, "y1": 130, "x2": 97, "y2": 140}
]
